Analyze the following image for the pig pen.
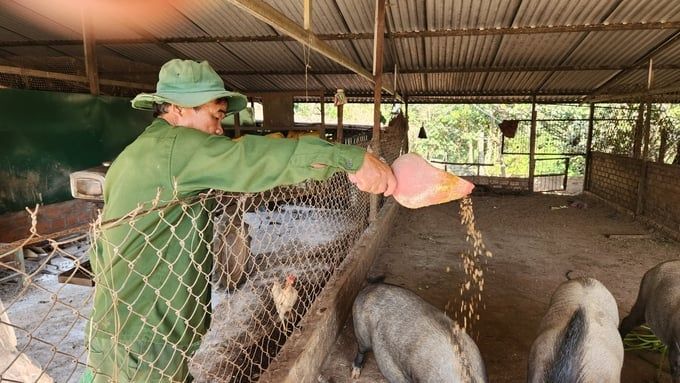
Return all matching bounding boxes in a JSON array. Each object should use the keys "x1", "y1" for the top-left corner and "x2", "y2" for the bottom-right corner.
[{"x1": 320, "y1": 193, "x2": 680, "y2": 383}]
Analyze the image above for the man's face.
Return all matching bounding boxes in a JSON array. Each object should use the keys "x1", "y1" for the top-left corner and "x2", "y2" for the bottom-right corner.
[{"x1": 178, "y1": 99, "x2": 228, "y2": 135}]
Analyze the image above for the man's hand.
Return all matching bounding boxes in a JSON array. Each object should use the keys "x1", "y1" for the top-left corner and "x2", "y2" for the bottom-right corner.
[{"x1": 347, "y1": 152, "x2": 397, "y2": 196}]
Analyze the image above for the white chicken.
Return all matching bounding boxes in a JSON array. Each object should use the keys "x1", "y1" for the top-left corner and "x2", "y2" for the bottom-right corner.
[
  {"x1": 271, "y1": 274, "x2": 299, "y2": 325},
  {"x1": 1, "y1": 298, "x2": 54, "y2": 383}
]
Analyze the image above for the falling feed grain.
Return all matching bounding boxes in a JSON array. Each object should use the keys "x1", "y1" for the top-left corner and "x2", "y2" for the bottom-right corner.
[{"x1": 447, "y1": 197, "x2": 493, "y2": 337}]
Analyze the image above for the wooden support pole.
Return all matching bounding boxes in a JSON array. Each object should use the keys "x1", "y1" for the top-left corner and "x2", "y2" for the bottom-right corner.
[
  {"x1": 303, "y1": 0, "x2": 312, "y2": 31},
  {"x1": 636, "y1": 161, "x2": 649, "y2": 216},
  {"x1": 584, "y1": 103, "x2": 595, "y2": 191},
  {"x1": 403, "y1": 97, "x2": 409, "y2": 153},
  {"x1": 642, "y1": 102, "x2": 652, "y2": 160},
  {"x1": 633, "y1": 103, "x2": 644, "y2": 159},
  {"x1": 320, "y1": 94, "x2": 326, "y2": 140},
  {"x1": 336, "y1": 102, "x2": 344, "y2": 143},
  {"x1": 81, "y1": 4, "x2": 99, "y2": 95},
  {"x1": 234, "y1": 112, "x2": 241, "y2": 138},
  {"x1": 658, "y1": 127, "x2": 668, "y2": 163},
  {"x1": 370, "y1": 0, "x2": 386, "y2": 222},
  {"x1": 528, "y1": 100, "x2": 537, "y2": 192}
]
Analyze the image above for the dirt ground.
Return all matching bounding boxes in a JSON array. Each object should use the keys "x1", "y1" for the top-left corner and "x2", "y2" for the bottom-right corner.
[{"x1": 319, "y1": 193, "x2": 680, "y2": 383}]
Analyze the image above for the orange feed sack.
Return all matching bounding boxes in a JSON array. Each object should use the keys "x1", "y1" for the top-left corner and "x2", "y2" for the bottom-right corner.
[{"x1": 391, "y1": 153, "x2": 475, "y2": 209}]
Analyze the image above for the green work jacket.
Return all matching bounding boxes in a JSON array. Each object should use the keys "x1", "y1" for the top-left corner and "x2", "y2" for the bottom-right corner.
[{"x1": 85, "y1": 118, "x2": 365, "y2": 382}]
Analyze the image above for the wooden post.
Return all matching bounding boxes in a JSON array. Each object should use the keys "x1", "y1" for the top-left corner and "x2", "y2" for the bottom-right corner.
[
  {"x1": 633, "y1": 103, "x2": 644, "y2": 159},
  {"x1": 319, "y1": 93, "x2": 326, "y2": 140},
  {"x1": 234, "y1": 112, "x2": 241, "y2": 138},
  {"x1": 369, "y1": 0, "x2": 386, "y2": 222},
  {"x1": 81, "y1": 4, "x2": 99, "y2": 95},
  {"x1": 636, "y1": 161, "x2": 649, "y2": 216},
  {"x1": 528, "y1": 99, "x2": 537, "y2": 192},
  {"x1": 303, "y1": 0, "x2": 312, "y2": 31},
  {"x1": 658, "y1": 127, "x2": 668, "y2": 163},
  {"x1": 584, "y1": 103, "x2": 595, "y2": 191},
  {"x1": 642, "y1": 102, "x2": 652, "y2": 160},
  {"x1": 403, "y1": 97, "x2": 409, "y2": 153},
  {"x1": 337, "y1": 100, "x2": 344, "y2": 143}
]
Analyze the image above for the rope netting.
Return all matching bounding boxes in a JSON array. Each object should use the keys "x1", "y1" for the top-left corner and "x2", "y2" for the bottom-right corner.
[{"x1": 0, "y1": 126, "x2": 408, "y2": 383}]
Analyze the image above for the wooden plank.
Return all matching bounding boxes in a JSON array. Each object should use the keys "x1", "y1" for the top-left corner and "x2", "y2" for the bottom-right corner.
[
  {"x1": 604, "y1": 233, "x2": 653, "y2": 240},
  {"x1": 58, "y1": 260, "x2": 94, "y2": 287},
  {"x1": 259, "y1": 198, "x2": 400, "y2": 383}
]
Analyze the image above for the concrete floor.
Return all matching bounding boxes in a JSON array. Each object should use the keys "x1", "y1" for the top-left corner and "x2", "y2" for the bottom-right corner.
[{"x1": 319, "y1": 193, "x2": 679, "y2": 382}]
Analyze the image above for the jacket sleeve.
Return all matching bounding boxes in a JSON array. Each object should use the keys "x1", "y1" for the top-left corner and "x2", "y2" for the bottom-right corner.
[{"x1": 172, "y1": 133, "x2": 366, "y2": 194}]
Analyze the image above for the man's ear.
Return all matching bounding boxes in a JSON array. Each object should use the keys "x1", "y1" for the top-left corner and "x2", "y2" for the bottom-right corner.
[{"x1": 174, "y1": 104, "x2": 183, "y2": 116}]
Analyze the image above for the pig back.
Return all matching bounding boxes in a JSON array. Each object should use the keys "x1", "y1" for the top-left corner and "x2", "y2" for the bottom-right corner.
[
  {"x1": 353, "y1": 283, "x2": 487, "y2": 382},
  {"x1": 540, "y1": 278, "x2": 619, "y2": 330},
  {"x1": 529, "y1": 278, "x2": 623, "y2": 383},
  {"x1": 642, "y1": 260, "x2": 680, "y2": 342}
]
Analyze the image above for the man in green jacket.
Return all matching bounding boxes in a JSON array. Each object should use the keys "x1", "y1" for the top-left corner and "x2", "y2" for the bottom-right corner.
[{"x1": 82, "y1": 59, "x2": 396, "y2": 382}]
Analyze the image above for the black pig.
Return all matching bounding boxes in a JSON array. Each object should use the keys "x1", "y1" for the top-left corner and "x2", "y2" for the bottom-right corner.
[
  {"x1": 351, "y1": 282, "x2": 487, "y2": 382},
  {"x1": 620, "y1": 260, "x2": 680, "y2": 383}
]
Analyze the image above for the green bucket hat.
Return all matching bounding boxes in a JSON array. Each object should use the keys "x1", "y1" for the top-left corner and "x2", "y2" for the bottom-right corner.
[{"x1": 131, "y1": 59, "x2": 247, "y2": 114}]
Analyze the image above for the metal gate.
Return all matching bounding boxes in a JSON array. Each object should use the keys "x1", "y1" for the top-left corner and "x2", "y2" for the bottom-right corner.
[{"x1": 533, "y1": 157, "x2": 570, "y2": 192}]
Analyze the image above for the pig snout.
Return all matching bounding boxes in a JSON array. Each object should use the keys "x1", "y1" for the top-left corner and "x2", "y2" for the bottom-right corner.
[{"x1": 352, "y1": 282, "x2": 488, "y2": 383}]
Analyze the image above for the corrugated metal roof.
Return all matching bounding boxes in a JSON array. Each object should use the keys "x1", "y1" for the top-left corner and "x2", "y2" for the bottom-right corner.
[
  {"x1": 425, "y1": 36, "x2": 500, "y2": 69},
  {"x1": 544, "y1": 70, "x2": 620, "y2": 91},
  {"x1": 493, "y1": 33, "x2": 585, "y2": 67},
  {"x1": 1, "y1": 0, "x2": 679, "y2": 102},
  {"x1": 513, "y1": 0, "x2": 614, "y2": 26},
  {"x1": 564, "y1": 30, "x2": 676, "y2": 66}
]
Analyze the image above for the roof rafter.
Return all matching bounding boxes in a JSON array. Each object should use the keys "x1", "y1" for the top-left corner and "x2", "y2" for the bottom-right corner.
[
  {"x1": 198, "y1": 64, "x2": 679, "y2": 76},
  {"x1": 225, "y1": 0, "x2": 401, "y2": 101},
  {"x1": 4, "y1": 21, "x2": 679, "y2": 47}
]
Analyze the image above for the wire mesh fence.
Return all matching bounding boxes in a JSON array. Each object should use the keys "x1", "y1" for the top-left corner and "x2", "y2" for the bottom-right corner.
[{"x1": 0, "y1": 125, "x2": 407, "y2": 383}]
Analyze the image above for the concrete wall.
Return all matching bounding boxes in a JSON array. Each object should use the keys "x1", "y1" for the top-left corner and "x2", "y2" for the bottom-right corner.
[{"x1": 587, "y1": 151, "x2": 680, "y2": 236}]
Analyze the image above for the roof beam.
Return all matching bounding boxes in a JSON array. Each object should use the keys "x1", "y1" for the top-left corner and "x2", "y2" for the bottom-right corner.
[
  {"x1": 586, "y1": 84, "x2": 680, "y2": 103},
  {"x1": 0, "y1": 64, "x2": 154, "y2": 90},
  {"x1": 226, "y1": 0, "x2": 401, "y2": 101},
  {"x1": 193, "y1": 64, "x2": 680, "y2": 76},
  {"x1": 6, "y1": 21, "x2": 679, "y2": 47}
]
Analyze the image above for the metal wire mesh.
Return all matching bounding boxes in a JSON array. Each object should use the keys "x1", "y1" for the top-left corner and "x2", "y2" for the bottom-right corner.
[{"x1": 0, "y1": 127, "x2": 407, "y2": 383}]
